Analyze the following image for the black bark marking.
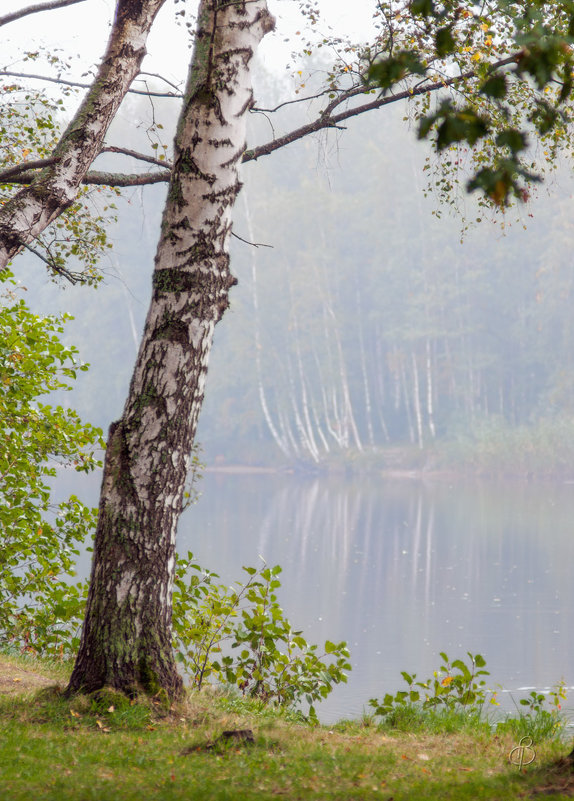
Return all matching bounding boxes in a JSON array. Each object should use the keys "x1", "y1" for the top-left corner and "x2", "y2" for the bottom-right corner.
[
  {"x1": 208, "y1": 137, "x2": 233, "y2": 148},
  {"x1": 107, "y1": 420, "x2": 138, "y2": 504},
  {"x1": 153, "y1": 268, "x2": 206, "y2": 295},
  {"x1": 201, "y1": 180, "x2": 242, "y2": 204},
  {"x1": 177, "y1": 150, "x2": 216, "y2": 185},
  {"x1": 153, "y1": 317, "x2": 189, "y2": 345}
]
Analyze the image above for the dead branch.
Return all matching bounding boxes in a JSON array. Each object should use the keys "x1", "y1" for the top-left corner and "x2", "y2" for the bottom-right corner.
[
  {"x1": 0, "y1": 0, "x2": 86, "y2": 27},
  {"x1": 0, "y1": 70, "x2": 183, "y2": 99}
]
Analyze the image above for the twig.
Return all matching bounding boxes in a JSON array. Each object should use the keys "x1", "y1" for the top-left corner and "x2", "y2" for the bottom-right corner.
[
  {"x1": 0, "y1": 70, "x2": 183, "y2": 99},
  {"x1": 22, "y1": 243, "x2": 83, "y2": 284},
  {"x1": 100, "y1": 146, "x2": 173, "y2": 170},
  {"x1": 231, "y1": 231, "x2": 273, "y2": 248},
  {"x1": 0, "y1": 0, "x2": 86, "y2": 28}
]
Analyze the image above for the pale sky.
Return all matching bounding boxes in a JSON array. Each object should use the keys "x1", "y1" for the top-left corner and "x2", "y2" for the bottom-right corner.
[{"x1": 2, "y1": 0, "x2": 376, "y2": 86}]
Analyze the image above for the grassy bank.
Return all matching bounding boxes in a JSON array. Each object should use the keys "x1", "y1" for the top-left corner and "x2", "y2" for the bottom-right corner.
[{"x1": 1, "y1": 655, "x2": 574, "y2": 800}]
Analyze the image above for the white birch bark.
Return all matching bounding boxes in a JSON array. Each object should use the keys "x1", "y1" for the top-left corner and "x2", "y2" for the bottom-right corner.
[
  {"x1": 425, "y1": 338, "x2": 436, "y2": 439},
  {"x1": 356, "y1": 285, "x2": 375, "y2": 446},
  {"x1": 287, "y1": 353, "x2": 319, "y2": 462},
  {"x1": 293, "y1": 321, "x2": 321, "y2": 462},
  {"x1": 374, "y1": 328, "x2": 390, "y2": 442},
  {"x1": 68, "y1": 0, "x2": 274, "y2": 697},
  {"x1": 243, "y1": 193, "x2": 290, "y2": 457},
  {"x1": 411, "y1": 350, "x2": 424, "y2": 450},
  {"x1": 399, "y1": 351, "x2": 415, "y2": 444}
]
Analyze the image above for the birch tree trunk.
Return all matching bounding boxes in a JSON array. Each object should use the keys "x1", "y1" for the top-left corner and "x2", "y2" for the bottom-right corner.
[
  {"x1": 67, "y1": 0, "x2": 274, "y2": 697},
  {"x1": 411, "y1": 350, "x2": 424, "y2": 450},
  {"x1": 243, "y1": 194, "x2": 290, "y2": 458},
  {"x1": 0, "y1": 0, "x2": 166, "y2": 268}
]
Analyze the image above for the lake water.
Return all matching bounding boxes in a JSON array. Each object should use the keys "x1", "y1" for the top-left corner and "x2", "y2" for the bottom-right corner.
[{"x1": 65, "y1": 470, "x2": 574, "y2": 723}]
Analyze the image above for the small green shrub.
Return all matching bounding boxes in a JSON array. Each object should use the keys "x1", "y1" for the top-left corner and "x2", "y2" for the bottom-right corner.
[
  {"x1": 172, "y1": 555, "x2": 351, "y2": 722},
  {"x1": 370, "y1": 654, "x2": 567, "y2": 740},
  {"x1": 497, "y1": 681, "x2": 568, "y2": 741},
  {"x1": 369, "y1": 651, "x2": 490, "y2": 721}
]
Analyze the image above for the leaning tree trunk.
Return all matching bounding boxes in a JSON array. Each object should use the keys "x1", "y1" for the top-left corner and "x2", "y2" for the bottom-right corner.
[
  {"x1": 67, "y1": 0, "x2": 274, "y2": 698},
  {"x1": 0, "y1": 0, "x2": 167, "y2": 269}
]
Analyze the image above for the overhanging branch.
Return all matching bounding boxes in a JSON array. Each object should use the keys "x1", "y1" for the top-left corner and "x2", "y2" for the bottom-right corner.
[
  {"x1": 83, "y1": 170, "x2": 171, "y2": 186},
  {"x1": 243, "y1": 54, "x2": 520, "y2": 164},
  {"x1": 0, "y1": 0, "x2": 86, "y2": 27},
  {"x1": 0, "y1": 70, "x2": 183, "y2": 99},
  {"x1": 100, "y1": 146, "x2": 173, "y2": 170},
  {"x1": 1, "y1": 168, "x2": 171, "y2": 187}
]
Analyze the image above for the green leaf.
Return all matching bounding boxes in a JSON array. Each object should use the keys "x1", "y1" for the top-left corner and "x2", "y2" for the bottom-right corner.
[
  {"x1": 480, "y1": 74, "x2": 507, "y2": 99},
  {"x1": 368, "y1": 50, "x2": 426, "y2": 91},
  {"x1": 495, "y1": 128, "x2": 527, "y2": 153},
  {"x1": 435, "y1": 26, "x2": 456, "y2": 57},
  {"x1": 411, "y1": 0, "x2": 434, "y2": 15}
]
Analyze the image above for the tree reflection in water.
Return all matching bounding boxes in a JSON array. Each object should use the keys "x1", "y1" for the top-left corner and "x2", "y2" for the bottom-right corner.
[{"x1": 181, "y1": 473, "x2": 574, "y2": 722}]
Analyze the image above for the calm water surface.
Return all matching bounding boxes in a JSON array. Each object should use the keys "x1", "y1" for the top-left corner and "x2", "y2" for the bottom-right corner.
[
  {"x1": 66, "y1": 471, "x2": 574, "y2": 723},
  {"x1": 178, "y1": 473, "x2": 574, "y2": 723}
]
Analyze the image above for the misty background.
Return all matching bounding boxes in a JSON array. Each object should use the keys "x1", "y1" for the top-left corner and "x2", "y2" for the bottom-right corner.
[{"x1": 15, "y1": 65, "x2": 574, "y2": 477}]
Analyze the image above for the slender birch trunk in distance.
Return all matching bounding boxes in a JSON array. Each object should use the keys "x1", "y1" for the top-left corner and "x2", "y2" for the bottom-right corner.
[{"x1": 67, "y1": 0, "x2": 274, "y2": 698}]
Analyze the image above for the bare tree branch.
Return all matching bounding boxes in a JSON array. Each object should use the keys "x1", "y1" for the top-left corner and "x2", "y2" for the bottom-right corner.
[
  {"x1": 0, "y1": 157, "x2": 59, "y2": 183},
  {"x1": 253, "y1": 87, "x2": 341, "y2": 114},
  {"x1": 82, "y1": 170, "x2": 170, "y2": 187},
  {"x1": 100, "y1": 146, "x2": 173, "y2": 170},
  {"x1": 0, "y1": 70, "x2": 183, "y2": 99},
  {"x1": 0, "y1": 0, "x2": 86, "y2": 27},
  {"x1": 138, "y1": 71, "x2": 182, "y2": 94},
  {"x1": 243, "y1": 54, "x2": 520, "y2": 164},
  {"x1": 231, "y1": 231, "x2": 273, "y2": 248},
  {"x1": 3, "y1": 168, "x2": 171, "y2": 187}
]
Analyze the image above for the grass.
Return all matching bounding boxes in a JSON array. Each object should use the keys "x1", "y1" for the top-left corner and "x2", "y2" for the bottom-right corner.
[{"x1": 0, "y1": 654, "x2": 573, "y2": 800}]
